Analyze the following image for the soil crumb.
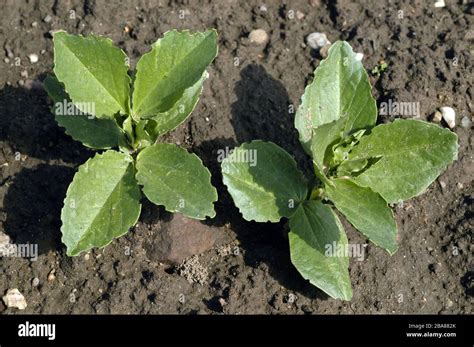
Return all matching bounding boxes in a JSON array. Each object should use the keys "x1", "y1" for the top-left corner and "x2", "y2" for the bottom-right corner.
[{"x1": 177, "y1": 255, "x2": 209, "y2": 285}]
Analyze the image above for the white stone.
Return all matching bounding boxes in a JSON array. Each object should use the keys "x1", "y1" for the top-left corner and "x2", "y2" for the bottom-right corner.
[
  {"x1": 440, "y1": 106, "x2": 456, "y2": 128},
  {"x1": 28, "y1": 54, "x2": 38, "y2": 64},
  {"x1": 355, "y1": 52, "x2": 364, "y2": 61},
  {"x1": 3, "y1": 289, "x2": 27, "y2": 310},
  {"x1": 249, "y1": 29, "x2": 269, "y2": 45},
  {"x1": 306, "y1": 32, "x2": 330, "y2": 50},
  {"x1": 434, "y1": 0, "x2": 446, "y2": 8}
]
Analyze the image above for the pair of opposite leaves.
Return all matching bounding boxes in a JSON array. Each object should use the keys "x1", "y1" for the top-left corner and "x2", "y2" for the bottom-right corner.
[{"x1": 220, "y1": 41, "x2": 458, "y2": 300}]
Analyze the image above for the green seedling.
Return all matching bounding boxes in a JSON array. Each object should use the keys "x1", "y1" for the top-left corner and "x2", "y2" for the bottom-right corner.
[
  {"x1": 371, "y1": 59, "x2": 388, "y2": 76},
  {"x1": 44, "y1": 30, "x2": 218, "y2": 256},
  {"x1": 221, "y1": 41, "x2": 458, "y2": 300}
]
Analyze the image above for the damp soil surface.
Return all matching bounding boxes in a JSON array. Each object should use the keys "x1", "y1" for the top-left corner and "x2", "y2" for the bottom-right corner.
[{"x1": 0, "y1": 0, "x2": 472, "y2": 314}]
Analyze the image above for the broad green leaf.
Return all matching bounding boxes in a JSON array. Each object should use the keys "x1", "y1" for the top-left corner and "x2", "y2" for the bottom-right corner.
[
  {"x1": 43, "y1": 75, "x2": 124, "y2": 149},
  {"x1": 295, "y1": 41, "x2": 377, "y2": 153},
  {"x1": 348, "y1": 119, "x2": 458, "y2": 203},
  {"x1": 61, "y1": 151, "x2": 142, "y2": 256},
  {"x1": 53, "y1": 31, "x2": 131, "y2": 118},
  {"x1": 325, "y1": 178, "x2": 398, "y2": 254},
  {"x1": 289, "y1": 200, "x2": 352, "y2": 300},
  {"x1": 132, "y1": 30, "x2": 217, "y2": 118},
  {"x1": 147, "y1": 71, "x2": 208, "y2": 137},
  {"x1": 221, "y1": 141, "x2": 308, "y2": 222},
  {"x1": 136, "y1": 143, "x2": 217, "y2": 219}
]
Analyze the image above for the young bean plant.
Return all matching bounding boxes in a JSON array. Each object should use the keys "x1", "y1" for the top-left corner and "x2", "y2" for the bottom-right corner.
[
  {"x1": 44, "y1": 30, "x2": 218, "y2": 256},
  {"x1": 221, "y1": 41, "x2": 458, "y2": 300}
]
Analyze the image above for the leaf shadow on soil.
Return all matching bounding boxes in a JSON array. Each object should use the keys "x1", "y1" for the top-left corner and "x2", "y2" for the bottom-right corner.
[
  {"x1": 2, "y1": 164, "x2": 75, "y2": 255},
  {"x1": 196, "y1": 64, "x2": 330, "y2": 306},
  {"x1": 0, "y1": 79, "x2": 91, "y2": 163},
  {"x1": 0, "y1": 81, "x2": 91, "y2": 255}
]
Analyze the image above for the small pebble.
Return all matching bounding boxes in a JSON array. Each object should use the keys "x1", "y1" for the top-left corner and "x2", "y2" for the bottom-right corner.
[
  {"x1": 31, "y1": 21, "x2": 38, "y2": 27},
  {"x1": 84, "y1": 253, "x2": 90, "y2": 261},
  {"x1": 355, "y1": 52, "x2": 364, "y2": 61},
  {"x1": 249, "y1": 29, "x2": 269, "y2": 45},
  {"x1": 446, "y1": 297, "x2": 454, "y2": 308},
  {"x1": 309, "y1": 0, "x2": 321, "y2": 6},
  {"x1": 20, "y1": 70, "x2": 28, "y2": 78},
  {"x1": 320, "y1": 44, "x2": 331, "y2": 58},
  {"x1": 28, "y1": 54, "x2": 38, "y2": 64},
  {"x1": 3, "y1": 289, "x2": 27, "y2": 310},
  {"x1": 457, "y1": 182, "x2": 463, "y2": 189},
  {"x1": 461, "y1": 116, "x2": 472, "y2": 128},
  {"x1": 43, "y1": 14, "x2": 52, "y2": 23},
  {"x1": 3, "y1": 57, "x2": 9, "y2": 63},
  {"x1": 306, "y1": 32, "x2": 330, "y2": 50},
  {"x1": 440, "y1": 106, "x2": 456, "y2": 128},
  {"x1": 259, "y1": 4, "x2": 267, "y2": 12},
  {"x1": 47, "y1": 269, "x2": 56, "y2": 282},
  {"x1": 32, "y1": 277, "x2": 40, "y2": 287},
  {"x1": 296, "y1": 10, "x2": 305, "y2": 20},
  {"x1": 432, "y1": 110, "x2": 442, "y2": 123},
  {"x1": 434, "y1": 0, "x2": 446, "y2": 8},
  {"x1": 439, "y1": 180, "x2": 447, "y2": 189}
]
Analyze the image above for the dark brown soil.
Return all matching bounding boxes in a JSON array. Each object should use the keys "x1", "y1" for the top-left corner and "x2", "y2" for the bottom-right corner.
[{"x1": 0, "y1": 0, "x2": 472, "y2": 314}]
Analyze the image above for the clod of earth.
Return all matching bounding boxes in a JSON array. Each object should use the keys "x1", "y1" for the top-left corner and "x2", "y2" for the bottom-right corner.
[{"x1": 144, "y1": 213, "x2": 231, "y2": 264}]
